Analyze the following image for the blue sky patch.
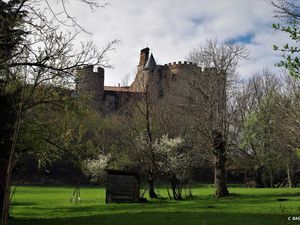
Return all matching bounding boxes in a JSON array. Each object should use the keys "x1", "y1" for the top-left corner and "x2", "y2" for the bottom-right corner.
[
  {"x1": 189, "y1": 16, "x2": 204, "y2": 25},
  {"x1": 229, "y1": 33, "x2": 255, "y2": 44}
]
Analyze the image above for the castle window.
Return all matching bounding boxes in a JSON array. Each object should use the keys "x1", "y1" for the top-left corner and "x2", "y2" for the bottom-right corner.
[{"x1": 172, "y1": 74, "x2": 177, "y2": 81}]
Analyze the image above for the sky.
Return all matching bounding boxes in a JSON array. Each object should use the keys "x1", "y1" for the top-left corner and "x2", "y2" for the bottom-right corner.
[{"x1": 61, "y1": 0, "x2": 289, "y2": 86}]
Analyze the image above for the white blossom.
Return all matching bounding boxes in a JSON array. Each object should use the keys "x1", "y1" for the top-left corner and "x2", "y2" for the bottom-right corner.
[
  {"x1": 153, "y1": 135, "x2": 190, "y2": 182},
  {"x1": 83, "y1": 154, "x2": 109, "y2": 183}
]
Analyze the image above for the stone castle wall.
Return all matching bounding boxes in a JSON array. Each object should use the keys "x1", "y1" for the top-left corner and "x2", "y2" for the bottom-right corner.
[{"x1": 76, "y1": 48, "x2": 224, "y2": 115}]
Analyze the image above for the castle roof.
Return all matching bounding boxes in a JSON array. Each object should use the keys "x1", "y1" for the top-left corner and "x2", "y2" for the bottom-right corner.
[{"x1": 143, "y1": 53, "x2": 157, "y2": 70}]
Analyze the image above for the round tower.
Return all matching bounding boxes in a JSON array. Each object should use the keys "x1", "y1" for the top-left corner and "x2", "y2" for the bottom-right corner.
[{"x1": 77, "y1": 65, "x2": 104, "y2": 110}]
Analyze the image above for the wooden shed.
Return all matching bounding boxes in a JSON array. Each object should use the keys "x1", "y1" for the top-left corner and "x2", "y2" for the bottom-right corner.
[{"x1": 105, "y1": 170, "x2": 140, "y2": 203}]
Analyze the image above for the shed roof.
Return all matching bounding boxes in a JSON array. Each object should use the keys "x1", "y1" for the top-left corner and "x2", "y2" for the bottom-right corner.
[{"x1": 106, "y1": 169, "x2": 139, "y2": 177}]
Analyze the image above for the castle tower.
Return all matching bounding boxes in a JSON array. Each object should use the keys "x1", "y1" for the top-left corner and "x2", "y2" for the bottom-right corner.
[
  {"x1": 131, "y1": 50, "x2": 158, "y2": 92},
  {"x1": 77, "y1": 65, "x2": 105, "y2": 111}
]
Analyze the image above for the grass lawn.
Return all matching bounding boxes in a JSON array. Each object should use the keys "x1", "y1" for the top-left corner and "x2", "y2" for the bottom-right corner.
[{"x1": 9, "y1": 185, "x2": 300, "y2": 225}]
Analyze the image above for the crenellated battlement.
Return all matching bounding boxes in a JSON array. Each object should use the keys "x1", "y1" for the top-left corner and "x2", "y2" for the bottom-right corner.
[
  {"x1": 79, "y1": 65, "x2": 104, "y2": 74},
  {"x1": 162, "y1": 61, "x2": 218, "y2": 74},
  {"x1": 164, "y1": 61, "x2": 198, "y2": 69}
]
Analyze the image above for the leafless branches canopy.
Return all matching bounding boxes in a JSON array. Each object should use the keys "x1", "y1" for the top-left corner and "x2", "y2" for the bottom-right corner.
[
  {"x1": 186, "y1": 39, "x2": 249, "y2": 197},
  {"x1": 268, "y1": 0, "x2": 300, "y2": 20}
]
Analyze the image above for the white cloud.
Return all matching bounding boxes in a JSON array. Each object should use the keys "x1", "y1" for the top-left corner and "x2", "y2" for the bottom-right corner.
[{"x1": 64, "y1": 0, "x2": 288, "y2": 85}]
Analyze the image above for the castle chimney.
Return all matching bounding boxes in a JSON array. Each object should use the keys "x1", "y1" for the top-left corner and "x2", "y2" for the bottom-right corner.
[{"x1": 138, "y1": 47, "x2": 150, "y2": 67}]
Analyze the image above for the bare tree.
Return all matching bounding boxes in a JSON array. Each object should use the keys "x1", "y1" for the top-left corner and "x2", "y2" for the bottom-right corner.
[
  {"x1": 0, "y1": 1, "x2": 117, "y2": 223},
  {"x1": 238, "y1": 71, "x2": 283, "y2": 187},
  {"x1": 276, "y1": 74, "x2": 300, "y2": 187},
  {"x1": 268, "y1": 0, "x2": 300, "y2": 20},
  {"x1": 121, "y1": 73, "x2": 131, "y2": 87},
  {"x1": 122, "y1": 67, "x2": 162, "y2": 198},
  {"x1": 232, "y1": 70, "x2": 300, "y2": 188},
  {"x1": 186, "y1": 39, "x2": 249, "y2": 197}
]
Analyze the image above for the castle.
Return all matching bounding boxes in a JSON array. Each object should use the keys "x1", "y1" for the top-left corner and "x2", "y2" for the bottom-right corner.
[{"x1": 77, "y1": 47, "x2": 222, "y2": 113}]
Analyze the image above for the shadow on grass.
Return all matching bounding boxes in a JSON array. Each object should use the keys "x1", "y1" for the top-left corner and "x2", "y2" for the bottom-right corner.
[
  {"x1": 11, "y1": 202, "x2": 38, "y2": 206},
  {"x1": 243, "y1": 192, "x2": 300, "y2": 198},
  {"x1": 9, "y1": 211, "x2": 291, "y2": 225},
  {"x1": 10, "y1": 187, "x2": 300, "y2": 225}
]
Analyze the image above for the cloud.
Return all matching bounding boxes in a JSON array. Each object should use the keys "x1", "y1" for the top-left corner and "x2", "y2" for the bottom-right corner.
[{"x1": 65, "y1": 0, "x2": 287, "y2": 85}]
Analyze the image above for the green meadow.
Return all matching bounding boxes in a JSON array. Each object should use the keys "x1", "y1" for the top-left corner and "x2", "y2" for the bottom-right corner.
[{"x1": 8, "y1": 186, "x2": 300, "y2": 225}]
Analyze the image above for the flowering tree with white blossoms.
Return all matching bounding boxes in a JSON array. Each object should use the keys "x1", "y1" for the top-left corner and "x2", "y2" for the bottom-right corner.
[
  {"x1": 83, "y1": 154, "x2": 110, "y2": 183},
  {"x1": 153, "y1": 135, "x2": 192, "y2": 200}
]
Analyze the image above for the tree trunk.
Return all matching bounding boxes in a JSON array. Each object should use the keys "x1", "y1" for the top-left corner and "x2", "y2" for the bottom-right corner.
[
  {"x1": 212, "y1": 130, "x2": 229, "y2": 197},
  {"x1": 0, "y1": 87, "x2": 22, "y2": 224},
  {"x1": 170, "y1": 175, "x2": 182, "y2": 200},
  {"x1": 0, "y1": 166, "x2": 5, "y2": 220},
  {"x1": 2, "y1": 121, "x2": 20, "y2": 225},
  {"x1": 148, "y1": 171, "x2": 158, "y2": 199},
  {"x1": 0, "y1": 150, "x2": 8, "y2": 220},
  {"x1": 243, "y1": 170, "x2": 247, "y2": 185},
  {"x1": 0, "y1": 90, "x2": 17, "y2": 221},
  {"x1": 166, "y1": 187, "x2": 172, "y2": 200},
  {"x1": 262, "y1": 171, "x2": 267, "y2": 188},
  {"x1": 269, "y1": 171, "x2": 274, "y2": 188},
  {"x1": 0, "y1": 163, "x2": 12, "y2": 221},
  {"x1": 2, "y1": 172, "x2": 11, "y2": 225},
  {"x1": 287, "y1": 157, "x2": 295, "y2": 188},
  {"x1": 214, "y1": 154, "x2": 229, "y2": 197},
  {"x1": 214, "y1": 169, "x2": 217, "y2": 187},
  {"x1": 254, "y1": 166, "x2": 264, "y2": 188}
]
